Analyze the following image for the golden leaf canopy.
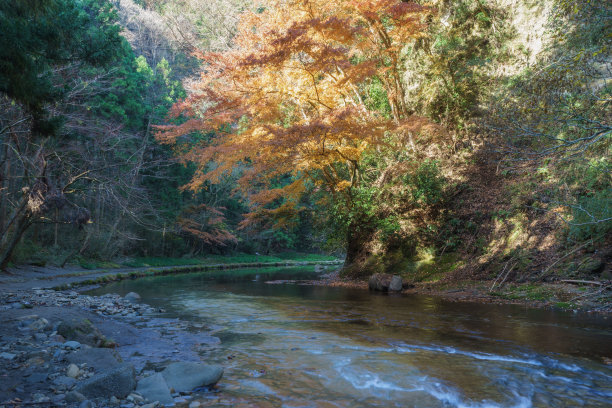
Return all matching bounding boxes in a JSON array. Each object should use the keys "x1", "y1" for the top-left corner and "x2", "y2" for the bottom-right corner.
[{"x1": 157, "y1": 0, "x2": 432, "y2": 224}]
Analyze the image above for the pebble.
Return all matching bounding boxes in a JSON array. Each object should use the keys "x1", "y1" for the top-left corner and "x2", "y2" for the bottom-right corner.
[
  {"x1": 29, "y1": 317, "x2": 49, "y2": 331},
  {"x1": 63, "y1": 341, "x2": 82, "y2": 349},
  {"x1": 67, "y1": 363, "x2": 80, "y2": 378},
  {"x1": 0, "y1": 352, "x2": 16, "y2": 360},
  {"x1": 127, "y1": 393, "x2": 144, "y2": 403},
  {"x1": 189, "y1": 402, "x2": 201, "y2": 408},
  {"x1": 32, "y1": 393, "x2": 50, "y2": 403}
]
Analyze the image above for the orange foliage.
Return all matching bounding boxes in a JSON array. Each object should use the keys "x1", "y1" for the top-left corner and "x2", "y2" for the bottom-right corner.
[
  {"x1": 177, "y1": 204, "x2": 237, "y2": 246},
  {"x1": 157, "y1": 0, "x2": 433, "y2": 226}
]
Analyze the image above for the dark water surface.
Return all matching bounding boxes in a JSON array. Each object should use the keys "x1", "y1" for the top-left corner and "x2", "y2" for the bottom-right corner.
[{"x1": 88, "y1": 267, "x2": 612, "y2": 407}]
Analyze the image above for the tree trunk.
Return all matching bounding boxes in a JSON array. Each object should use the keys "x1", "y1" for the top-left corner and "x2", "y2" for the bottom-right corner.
[
  {"x1": 344, "y1": 223, "x2": 373, "y2": 267},
  {"x1": 0, "y1": 210, "x2": 31, "y2": 271}
]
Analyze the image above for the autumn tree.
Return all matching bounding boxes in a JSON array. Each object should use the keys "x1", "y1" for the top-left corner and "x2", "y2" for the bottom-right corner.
[{"x1": 158, "y1": 0, "x2": 436, "y2": 265}]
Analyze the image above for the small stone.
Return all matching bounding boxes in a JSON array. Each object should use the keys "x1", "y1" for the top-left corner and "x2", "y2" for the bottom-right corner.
[
  {"x1": 0, "y1": 352, "x2": 16, "y2": 360},
  {"x1": 141, "y1": 403, "x2": 160, "y2": 408},
  {"x1": 34, "y1": 333, "x2": 48, "y2": 341},
  {"x1": 63, "y1": 341, "x2": 81, "y2": 349},
  {"x1": 127, "y1": 393, "x2": 144, "y2": 403},
  {"x1": 109, "y1": 396, "x2": 120, "y2": 406},
  {"x1": 79, "y1": 401, "x2": 94, "y2": 408},
  {"x1": 29, "y1": 317, "x2": 50, "y2": 331},
  {"x1": 67, "y1": 363, "x2": 80, "y2": 378},
  {"x1": 33, "y1": 394, "x2": 50, "y2": 403},
  {"x1": 53, "y1": 375, "x2": 77, "y2": 390},
  {"x1": 189, "y1": 402, "x2": 201, "y2": 408}
]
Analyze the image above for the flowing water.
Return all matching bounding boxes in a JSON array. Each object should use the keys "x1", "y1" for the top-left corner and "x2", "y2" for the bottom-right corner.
[{"x1": 88, "y1": 266, "x2": 612, "y2": 407}]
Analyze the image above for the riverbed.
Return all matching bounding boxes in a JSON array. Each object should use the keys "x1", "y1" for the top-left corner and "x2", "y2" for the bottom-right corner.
[{"x1": 88, "y1": 266, "x2": 612, "y2": 408}]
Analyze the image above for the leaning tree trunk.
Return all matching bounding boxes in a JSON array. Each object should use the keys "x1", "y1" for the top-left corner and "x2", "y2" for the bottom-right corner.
[
  {"x1": 0, "y1": 210, "x2": 32, "y2": 271},
  {"x1": 344, "y1": 222, "x2": 374, "y2": 268}
]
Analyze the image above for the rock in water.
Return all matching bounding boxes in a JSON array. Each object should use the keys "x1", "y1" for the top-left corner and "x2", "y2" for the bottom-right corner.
[
  {"x1": 136, "y1": 372, "x2": 173, "y2": 405},
  {"x1": 161, "y1": 362, "x2": 223, "y2": 392},
  {"x1": 124, "y1": 292, "x2": 141, "y2": 303},
  {"x1": 75, "y1": 364, "x2": 136, "y2": 398},
  {"x1": 389, "y1": 275, "x2": 403, "y2": 292},
  {"x1": 368, "y1": 273, "x2": 392, "y2": 291}
]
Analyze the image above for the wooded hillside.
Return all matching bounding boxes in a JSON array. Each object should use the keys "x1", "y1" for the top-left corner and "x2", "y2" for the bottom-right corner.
[{"x1": 1, "y1": 0, "x2": 609, "y2": 286}]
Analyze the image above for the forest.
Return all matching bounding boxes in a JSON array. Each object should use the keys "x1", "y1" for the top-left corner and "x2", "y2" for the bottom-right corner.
[{"x1": 0, "y1": 0, "x2": 610, "y2": 287}]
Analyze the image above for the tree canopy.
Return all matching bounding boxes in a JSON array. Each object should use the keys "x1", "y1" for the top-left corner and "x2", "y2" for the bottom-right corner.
[{"x1": 158, "y1": 0, "x2": 436, "y2": 245}]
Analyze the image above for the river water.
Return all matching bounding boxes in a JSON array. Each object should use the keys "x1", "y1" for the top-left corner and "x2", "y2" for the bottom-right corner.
[{"x1": 89, "y1": 266, "x2": 612, "y2": 407}]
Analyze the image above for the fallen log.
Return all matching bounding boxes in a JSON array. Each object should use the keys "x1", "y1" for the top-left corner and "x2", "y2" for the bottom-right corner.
[{"x1": 560, "y1": 279, "x2": 605, "y2": 286}]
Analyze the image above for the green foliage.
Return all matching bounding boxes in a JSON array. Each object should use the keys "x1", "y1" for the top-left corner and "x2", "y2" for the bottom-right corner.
[
  {"x1": 405, "y1": 0, "x2": 509, "y2": 128},
  {"x1": 0, "y1": 0, "x2": 123, "y2": 134},
  {"x1": 568, "y1": 189, "x2": 612, "y2": 241},
  {"x1": 362, "y1": 77, "x2": 392, "y2": 118},
  {"x1": 404, "y1": 160, "x2": 445, "y2": 205},
  {"x1": 122, "y1": 252, "x2": 336, "y2": 267}
]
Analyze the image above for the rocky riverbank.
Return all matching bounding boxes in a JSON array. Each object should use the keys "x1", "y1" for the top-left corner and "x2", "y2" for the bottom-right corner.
[{"x1": 0, "y1": 288, "x2": 223, "y2": 408}]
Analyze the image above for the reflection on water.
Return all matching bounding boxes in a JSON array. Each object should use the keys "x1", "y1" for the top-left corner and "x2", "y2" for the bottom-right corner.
[{"x1": 88, "y1": 267, "x2": 612, "y2": 408}]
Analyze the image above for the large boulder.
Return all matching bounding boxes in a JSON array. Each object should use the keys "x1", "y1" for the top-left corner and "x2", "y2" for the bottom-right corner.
[
  {"x1": 161, "y1": 362, "x2": 223, "y2": 392},
  {"x1": 75, "y1": 364, "x2": 136, "y2": 399},
  {"x1": 368, "y1": 273, "x2": 391, "y2": 291},
  {"x1": 136, "y1": 373, "x2": 173, "y2": 405},
  {"x1": 67, "y1": 348, "x2": 121, "y2": 372},
  {"x1": 57, "y1": 319, "x2": 106, "y2": 347},
  {"x1": 389, "y1": 275, "x2": 403, "y2": 292},
  {"x1": 368, "y1": 274, "x2": 403, "y2": 292}
]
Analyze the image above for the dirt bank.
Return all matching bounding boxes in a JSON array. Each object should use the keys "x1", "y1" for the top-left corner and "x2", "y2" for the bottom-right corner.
[{"x1": 307, "y1": 269, "x2": 612, "y2": 314}]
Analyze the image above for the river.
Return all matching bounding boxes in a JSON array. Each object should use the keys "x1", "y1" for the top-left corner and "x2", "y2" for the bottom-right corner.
[{"x1": 88, "y1": 266, "x2": 612, "y2": 407}]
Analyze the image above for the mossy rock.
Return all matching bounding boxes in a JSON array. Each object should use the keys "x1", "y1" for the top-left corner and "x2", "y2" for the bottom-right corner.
[{"x1": 57, "y1": 318, "x2": 107, "y2": 347}]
